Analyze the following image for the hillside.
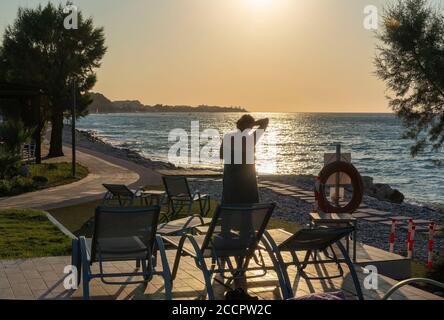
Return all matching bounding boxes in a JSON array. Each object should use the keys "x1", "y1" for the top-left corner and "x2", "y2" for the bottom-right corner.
[{"x1": 88, "y1": 93, "x2": 247, "y2": 113}]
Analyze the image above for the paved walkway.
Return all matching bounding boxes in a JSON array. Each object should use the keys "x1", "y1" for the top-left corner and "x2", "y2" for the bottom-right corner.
[
  {"x1": 0, "y1": 144, "x2": 162, "y2": 210},
  {"x1": 0, "y1": 250, "x2": 441, "y2": 300}
]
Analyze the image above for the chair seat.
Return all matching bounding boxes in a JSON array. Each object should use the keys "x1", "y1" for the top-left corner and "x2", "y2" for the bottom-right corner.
[
  {"x1": 157, "y1": 216, "x2": 212, "y2": 235},
  {"x1": 85, "y1": 237, "x2": 150, "y2": 262},
  {"x1": 266, "y1": 227, "x2": 354, "y2": 252}
]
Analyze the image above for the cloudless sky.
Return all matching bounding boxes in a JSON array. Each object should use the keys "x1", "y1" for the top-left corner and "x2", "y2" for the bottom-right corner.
[{"x1": 1, "y1": 0, "x2": 443, "y2": 112}]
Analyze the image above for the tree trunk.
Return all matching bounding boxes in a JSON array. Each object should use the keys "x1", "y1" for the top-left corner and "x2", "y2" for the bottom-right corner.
[
  {"x1": 34, "y1": 125, "x2": 42, "y2": 164},
  {"x1": 48, "y1": 111, "x2": 64, "y2": 158}
]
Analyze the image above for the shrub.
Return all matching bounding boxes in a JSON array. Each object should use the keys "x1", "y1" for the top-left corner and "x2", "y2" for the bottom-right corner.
[
  {"x1": 47, "y1": 163, "x2": 58, "y2": 170},
  {"x1": 0, "y1": 152, "x2": 21, "y2": 179},
  {"x1": 32, "y1": 176, "x2": 49, "y2": 184},
  {"x1": 0, "y1": 119, "x2": 33, "y2": 154},
  {"x1": 10, "y1": 176, "x2": 34, "y2": 194},
  {"x1": 0, "y1": 180, "x2": 11, "y2": 196}
]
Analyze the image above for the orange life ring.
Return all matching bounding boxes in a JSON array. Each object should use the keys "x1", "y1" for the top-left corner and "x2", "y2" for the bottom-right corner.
[{"x1": 316, "y1": 161, "x2": 363, "y2": 213}]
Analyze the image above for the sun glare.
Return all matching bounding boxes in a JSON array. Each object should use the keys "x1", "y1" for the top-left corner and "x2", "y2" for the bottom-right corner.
[{"x1": 249, "y1": 0, "x2": 274, "y2": 8}]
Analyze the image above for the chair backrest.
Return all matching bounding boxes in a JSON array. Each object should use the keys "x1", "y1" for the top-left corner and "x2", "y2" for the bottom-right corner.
[
  {"x1": 202, "y1": 203, "x2": 275, "y2": 258},
  {"x1": 278, "y1": 227, "x2": 354, "y2": 252},
  {"x1": 103, "y1": 184, "x2": 134, "y2": 198},
  {"x1": 162, "y1": 176, "x2": 191, "y2": 199},
  {"x1": 90, "y1": 206, "x2": 160, "y2": 262}
]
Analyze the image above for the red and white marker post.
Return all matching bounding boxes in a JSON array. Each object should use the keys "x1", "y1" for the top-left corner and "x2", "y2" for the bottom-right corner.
[
  {"x1": 407, "y1": 222, "x2": 416, "y2": 259},
  {"x1": 407, "y1": 219, "x2": 413, "y2": 256},
  {"x1": 389, "y1": 218, "x2": 396, "y2": 253},
  {"x1": 427, "y1": 222, "x2": 436, "y2": 270}
]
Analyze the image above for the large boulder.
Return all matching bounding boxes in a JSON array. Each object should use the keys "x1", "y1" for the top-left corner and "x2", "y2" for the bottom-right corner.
[
  {"x1": 362, "y1": 176, "x2": 374, "y2": 191},
  {"x1": 363, "y1": 178, "x2": 405, "y2": 204},
  {"x1": 387, "y1": 189, "x2": 405, "y2": 204}
]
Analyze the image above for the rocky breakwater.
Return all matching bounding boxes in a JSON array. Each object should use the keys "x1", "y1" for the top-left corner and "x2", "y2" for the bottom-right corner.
[
  {"x1": 64, "y1": 126, "x2": 177, "y2": 170},
  {"x1": 362, "y1": 176, "x2": 405, "y2": 204}
]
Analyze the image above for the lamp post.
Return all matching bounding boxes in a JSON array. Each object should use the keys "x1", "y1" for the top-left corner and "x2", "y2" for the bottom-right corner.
[{"x1": 71, "y1": 80, "x2": 76, "y2": 177}]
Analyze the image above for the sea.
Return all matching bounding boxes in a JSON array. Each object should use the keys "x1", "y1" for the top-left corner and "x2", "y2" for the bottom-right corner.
[{"x1": 77, "y1": 112, "x2": 444, "y2": 207}]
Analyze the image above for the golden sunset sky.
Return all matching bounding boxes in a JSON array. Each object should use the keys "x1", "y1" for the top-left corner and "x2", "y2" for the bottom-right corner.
[{"x1": 2, "y1": 0, "x2": 441, "y2": 112}]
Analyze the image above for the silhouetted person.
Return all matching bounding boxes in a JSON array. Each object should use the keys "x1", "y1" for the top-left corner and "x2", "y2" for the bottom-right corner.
[{"x1": 220, "y1": 115, "x2": 269, "y2": 204}]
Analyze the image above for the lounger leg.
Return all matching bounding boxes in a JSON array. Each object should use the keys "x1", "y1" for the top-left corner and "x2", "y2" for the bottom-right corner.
[
  {"x1": 71, "y1": 239, "x2": 82, "y2": 287},
  {"x1": 262, "y1": 233, "x2": 293, "y2": 299},
  {"x1": 336, "y1": 241, "x2": 364, "y2": 300},
  {"x1": 171, "y1": 236, "x2": 187, "y2": 280},
  {"x1": 79, "y1": 238, "x2": 91, "y2": 300},
  {"x1": 141, "y1": 259, "x2": 153, "y2": 282},
  {"x1": 156, "y1": 236, "x2": 173, "y2": 300},
  {"x1": 185, "y1": 236, "x2": 215, "y2": 300}
]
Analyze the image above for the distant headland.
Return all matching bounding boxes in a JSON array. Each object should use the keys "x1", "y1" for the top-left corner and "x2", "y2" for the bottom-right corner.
[{"x1": 88, "y1": 93, "x2": 248, "y2": 113}]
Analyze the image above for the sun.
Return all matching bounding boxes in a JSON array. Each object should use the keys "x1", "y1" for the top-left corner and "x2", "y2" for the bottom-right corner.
[{"x1": 249, "y1": 0, "x2": 273, "y2": 8}]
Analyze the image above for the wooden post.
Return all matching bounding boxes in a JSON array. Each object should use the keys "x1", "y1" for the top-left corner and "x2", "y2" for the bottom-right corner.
[
  {"x1": 71, "y1": 81, "x2": 76, "y2": 177},
  {"x1": 31, "y1": 96, "x2": 42, "y2": 164},
  {"x1": 335, "y1": 144, "x2": 341, "y2": 206}
]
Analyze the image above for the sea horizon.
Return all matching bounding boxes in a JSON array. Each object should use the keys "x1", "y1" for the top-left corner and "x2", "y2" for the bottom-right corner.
[{"x1": 77, "y1": 112, "x2": 444, "y2": 208}]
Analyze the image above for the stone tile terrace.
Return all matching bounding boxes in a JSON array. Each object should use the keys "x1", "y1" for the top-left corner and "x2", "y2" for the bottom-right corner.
[{"x1": 1, "y1": 250, "x2": 441, "y2": 300}]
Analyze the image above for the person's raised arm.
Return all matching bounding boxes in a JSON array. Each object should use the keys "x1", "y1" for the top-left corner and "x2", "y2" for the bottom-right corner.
[
  {"x1": 255, "y1": 118, "x2": 269, "y2": 131},
  {"x1": 253, "y1": 118, "x2": 269, "y2": 144}
]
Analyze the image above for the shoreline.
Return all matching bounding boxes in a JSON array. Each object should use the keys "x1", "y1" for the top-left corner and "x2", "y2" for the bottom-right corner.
[{"x1": 69, "y1": 126, "x2": 444, "y2": 261}]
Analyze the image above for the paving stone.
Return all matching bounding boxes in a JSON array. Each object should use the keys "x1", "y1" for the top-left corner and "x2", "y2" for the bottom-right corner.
[
  {"x1": 7, "y1": 273, "x2": 28, "y2": 284},
  {"x1": 360, "y1": 209, "x2": 391, "y2": 217},
  {"x1": 23, "y1": 270, "x2": 42, "y2": 280},
  {"x1": 400, "y1": 225, "x2": 429, "y2": 233},
  {"x1": 11, "y1": 283, "x2": 33, "y2": 298},
  {"x1": 276, "y1": 190, "x2": 298, "y2": 196},
  {"x1": 0, "y1": 288, "x2": 14, "y2": 299},
  {"x1": 389, "y1": 216, "x2": 412, "y2": 221},
  {"x1": 352, "y1": 213, "x2": 371, "y2": 219},
  {"x1": 0, "y1": 278, "x2": 11, "y2": 289},
  {"x1": 362, "y1": 217, "x2": 390, "y2": 222},
  {"x1": 27, "y1": 279, "x2": 48, "y2": 290},
  {"x1": 34, "y1": 264, "x2": 55, "y2": 272},
  {"x1": 412, "y1": 219, "x2": 432, "y2": 225}
]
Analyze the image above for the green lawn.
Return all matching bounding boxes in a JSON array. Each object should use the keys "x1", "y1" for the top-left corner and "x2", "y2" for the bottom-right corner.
[
  {"x1": 29, "y1": 162, "x2": 89, "y2": 188},
  {"x1": 0, "y1": 162, "x2": 89, "y2": 197},
  {"x1": 0, "y1": 209, "x2": 72, "y2": 259}
]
